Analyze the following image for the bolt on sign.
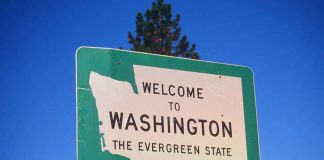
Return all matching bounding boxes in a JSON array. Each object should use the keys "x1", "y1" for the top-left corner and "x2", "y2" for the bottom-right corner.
[{"x1": 76, "y1": 47, "x2": 260, "y2": 160}]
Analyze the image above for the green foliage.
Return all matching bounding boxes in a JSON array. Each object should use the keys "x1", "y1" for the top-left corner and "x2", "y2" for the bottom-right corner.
[{"x1": 128, "y1": 0, "x2": 200, "y2": 59}]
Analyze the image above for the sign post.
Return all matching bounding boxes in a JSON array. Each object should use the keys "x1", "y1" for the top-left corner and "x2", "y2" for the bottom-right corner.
[{"x1": 76, "y1": 47, "x2": 260, "y2": 160}]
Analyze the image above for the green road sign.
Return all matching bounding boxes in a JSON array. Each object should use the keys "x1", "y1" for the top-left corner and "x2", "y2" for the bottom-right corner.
[{"x1": 76, "y1": 47, "x2": 260, "y2": 160}]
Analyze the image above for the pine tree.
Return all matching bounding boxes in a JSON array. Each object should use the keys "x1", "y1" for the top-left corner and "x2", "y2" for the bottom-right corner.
[{"x1": 128, "y1": 0, "x2": 200, "y2": 59}]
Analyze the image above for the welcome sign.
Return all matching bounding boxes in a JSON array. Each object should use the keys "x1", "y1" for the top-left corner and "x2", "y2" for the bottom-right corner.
[{"x1": 76, "y1": 47, "x2": 260, "y2": 160}]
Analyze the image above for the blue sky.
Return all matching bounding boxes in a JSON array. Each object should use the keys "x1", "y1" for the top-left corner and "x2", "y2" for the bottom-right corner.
[{"x1": 1, "y1": 0, "x2": 323, "y2": 159}]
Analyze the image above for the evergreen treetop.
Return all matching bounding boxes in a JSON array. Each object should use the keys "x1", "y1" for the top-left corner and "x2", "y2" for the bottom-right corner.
[{"x1": 128, "y1": 0, "x2": 200, "y2": 59}]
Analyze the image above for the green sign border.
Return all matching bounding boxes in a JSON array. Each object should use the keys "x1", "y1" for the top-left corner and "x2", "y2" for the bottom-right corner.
[{"x1": 76, "y1": 47, "x2": 260, "y2": 160}]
